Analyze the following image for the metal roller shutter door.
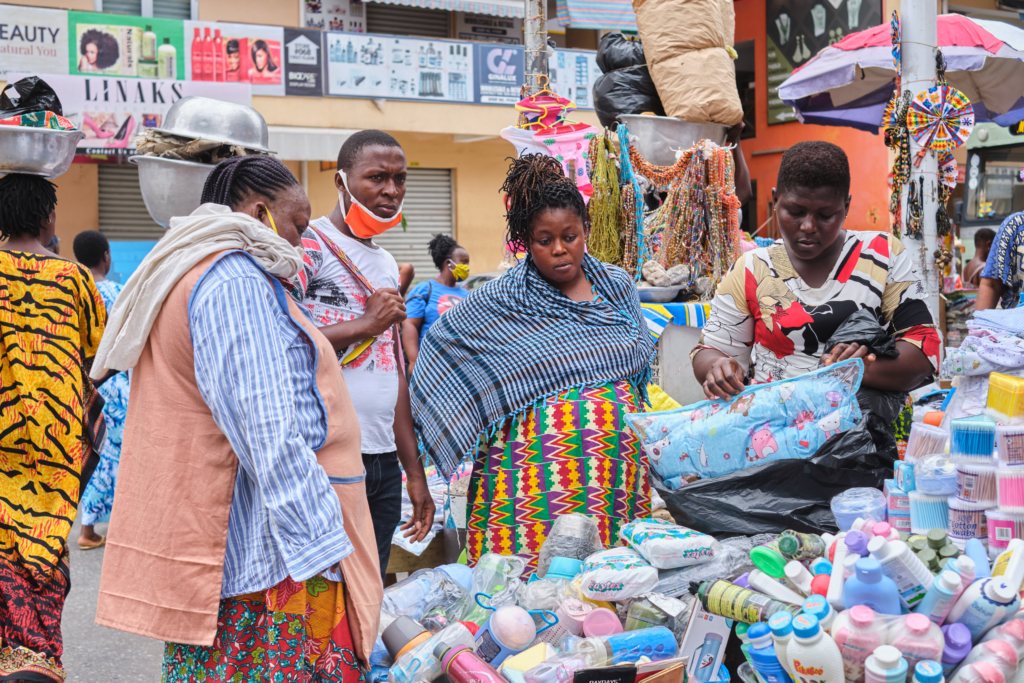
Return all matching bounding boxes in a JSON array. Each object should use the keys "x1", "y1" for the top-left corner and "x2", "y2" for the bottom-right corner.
[
  {"x1": 374, "y1": 168, "x2": 454, "y2": 279},
  {"x1": 366, "y1": 3, "x2": 451, "y2": 38},
  {"x1": 98, "y1": 165, "x2": 166, "y2": 241}
]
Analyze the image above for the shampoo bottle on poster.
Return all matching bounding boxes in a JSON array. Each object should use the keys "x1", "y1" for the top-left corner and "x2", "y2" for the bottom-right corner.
[
  {"x1": 142, "y1": 24, "x2": 157, "y2": 61},
  {"x1": 158, "y1": 38, "x2": 177, "y2": 80},
  {"x1": 213, "y1": 29, "x2": 224, "y2": 81},
  {"x1": 190, "y1": 27, "x2": 203, "y2": 80},
  {"x1": 201, "y1": 27, "x2": 214, "y2": 80}
]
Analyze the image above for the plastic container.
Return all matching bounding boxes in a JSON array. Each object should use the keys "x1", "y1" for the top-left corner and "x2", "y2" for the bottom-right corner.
[
  {"x1": 544, "y1": 557, "x2": 583, "y2": 581},
  {"x1": 809, "y1": 558, "x2": 832, "y2": 576},
  {"x1": 965, "y1": 539, "x2": 992, "y2": 578},
  {"x1": 868, "y1": 535, "x2": 933, "y2": 610},
  {"x1": 382, "y1": 616, "x2": 431, "y2": 659},
  {"x1": 565, "y1": 627, "x2": 678, "y2": 665},
  {"x1": 778, "y1": 531, "x2": 826, "y2": 562},
  {"x1": 912, "y1": 660, "x2": 945, "y2": 683},
  {"x1": 941, "y1": 623, "x2": 973, "y2": 676},
  {"x1": 832, "y1": 489, "x2": 888, "y2": 532},
  {"x1": 536, "y1": 598, "x2": 592, "y2": 646},
  {"x1": 749, "y1": 569, "x2": 806, "y2": 606},
  {"x1": 389, "y1": 621, "x2": 479, "y2": 683},
  {"x1": 978, "y1": 618, "x2": 1024, "y2": 660},
  {"x1": 992, "y1": 538, "x2": 1024, "y2": 592},
  {"x1": 865, "y1": 645, "x2": 909, "y2": 683},
  {"x1": 801, "y1": 595, "x2": 835, "y2": 634},
  {"x1": 890, "y1": 614, "x2": 944, "y2": 674},
  {"x1": 522, "y1": 653, "x2": 593, "y2": 683},
  {"x1": 582, "y1": 608, "x2": 622, "y2": 637},
  {"x1": 768, "y1": 611, "x2": 795, "y2": 677},
  {"x1": 947, "y1": 578, "x2": 1020, "y2": 642},
  {"x1": 943, "y1": 556, "x2": 977, "y2": 613},
  {"x1": 847, "y1": 531, "x2": 872, "y2": 557},
  {"x1": 748, "y1": 622, "x2": 794, "y2": 683},
  {"x1": 833, "y1": 605, "x2": 885, "y2": 683},
  {"x1": 694, "y1": 580, "x2": 802, "y2": 624},
  {"x1": 915, "y1": 455, "x2": 959, "y2": 496},
  {"x1": 785, "y1": 561, "x2": 814, "y2": 597},
  {"x1": 957, "y1": 640, "x2": 1018, "y2": 680},
  {"x1": 437, "y1": 644, "x2": 505, "y2": 683},
  {"x1": 623, "y1": 597, "x2": 670, "y2": 632},
  {"x1": 949, "y1": 662, "x2": 1008, "y2": 683},
  {"x1": 914, "y1": 570, "x2": 961, "y2": 625},
  {"x1": 751, "y1": 540, "x2": 789, "y2": 579},
  {"x1": 475, "y1": 604, "x2": 550, "y2": 667},
  {"x1": 829, "y1": 536, "x2": 852, "y2": 612},
  {"x1": 844, "y1": 558, "x2": 902, "y2": 615},
  {"x1": 810, "y1": 574, "x2": 830, "y2": 597},
  {"x1": 785, "y1": 614, "x2": 845, "y2": 683}
]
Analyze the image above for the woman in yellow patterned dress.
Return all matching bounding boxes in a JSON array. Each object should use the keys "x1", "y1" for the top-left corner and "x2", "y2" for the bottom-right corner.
[{"x1": 0, "y1": 174, "x2": 105, "y2": 682}]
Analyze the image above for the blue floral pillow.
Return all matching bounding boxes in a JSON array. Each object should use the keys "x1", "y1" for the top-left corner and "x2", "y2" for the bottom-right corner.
[{"x1": 625, "y1": 360, "x2": 864, "y2": 489}]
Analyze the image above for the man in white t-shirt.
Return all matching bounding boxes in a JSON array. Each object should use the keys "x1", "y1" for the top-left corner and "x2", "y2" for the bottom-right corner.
[{"x1": 298, "y1": 130, "x2": 435, "y2": 581}]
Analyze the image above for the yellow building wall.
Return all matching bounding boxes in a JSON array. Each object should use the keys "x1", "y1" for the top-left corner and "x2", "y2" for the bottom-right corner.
[
  {"x1": 197, "y1": 0, "x2": 300, "y2": 27},
  {"x1": 53, "y1": 163, "x2": 99, "y2": 260}
]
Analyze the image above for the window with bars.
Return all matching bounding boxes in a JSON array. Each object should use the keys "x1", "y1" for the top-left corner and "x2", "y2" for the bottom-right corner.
[{"x1": 95, "y1": 0, "x2": 194, "y2": 19}]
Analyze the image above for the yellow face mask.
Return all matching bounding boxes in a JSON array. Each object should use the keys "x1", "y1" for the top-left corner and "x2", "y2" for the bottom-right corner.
[{"x1": 450, "y1": 261, "x2": 469, "y2": 282}]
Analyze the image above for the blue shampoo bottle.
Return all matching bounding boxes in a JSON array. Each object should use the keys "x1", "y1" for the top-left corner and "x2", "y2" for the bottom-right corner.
[
  {"x1": 843, "y1": 558, "x2": 902, "y2": 615},
  {"x1": 748, "y1": 623, "x2": 794, "y2": 683}
]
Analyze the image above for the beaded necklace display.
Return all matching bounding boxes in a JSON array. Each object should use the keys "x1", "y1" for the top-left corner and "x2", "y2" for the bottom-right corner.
[
  {"x1": 587, "y1": 134, "x2": 623, "y2": 264},
  {"x1": 905, "y1": 177, "x2": 924, "y2": 239},
  {"x1": 617, "y1": 124, "x2": 648, "y2": 281},
  {"x1": 628, "y1": 138, "x2": 741, "y2": 291},
  {"x1": 620, "y1": 185, "x2": 639, "y2": 275},
  {"x1": 885, "y1": 90, "x2": 912, "y2": 238}
]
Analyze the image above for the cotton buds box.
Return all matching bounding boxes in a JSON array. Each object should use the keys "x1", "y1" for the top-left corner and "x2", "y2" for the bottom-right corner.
[
  {"x1": 947, "y1": 497, "x2": 989, "y2": 548},
  {"x1": 987, "y1": 373, "x2": 1024, "y2": 425},
  {"x1": 950, "y1": 415, "x2": 997, "y2": 464},
  {"x1": 579, "y1": 548, "x2": 658, "y2": 602},
  {"x1": 985, "y1": 510, "x2": 1024, "y2": 558},
  {"x1": 954, "y1": 464, "x2": 998, "y2": 506},
  {"x1": 996, "y1": 425, "x2": 1024, "y2": 467},
  {"x1": 618, "y1": 518, "x2": 721, "y2": 570}
]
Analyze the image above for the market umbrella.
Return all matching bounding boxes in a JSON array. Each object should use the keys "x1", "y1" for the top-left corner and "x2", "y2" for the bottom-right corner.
[{"x1": 778, "y1": 14, "x2": 1024, "y2": 133}]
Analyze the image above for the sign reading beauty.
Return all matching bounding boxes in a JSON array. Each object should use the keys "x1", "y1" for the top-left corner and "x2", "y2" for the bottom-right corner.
[{"x1": 0, "y1": 4, "x2": 69, "y2": 77}]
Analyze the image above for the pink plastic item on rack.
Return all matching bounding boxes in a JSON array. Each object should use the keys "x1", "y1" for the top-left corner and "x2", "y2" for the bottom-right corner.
[{"x1": 534, "y1": 123, "x2": 598, "y2": 203}]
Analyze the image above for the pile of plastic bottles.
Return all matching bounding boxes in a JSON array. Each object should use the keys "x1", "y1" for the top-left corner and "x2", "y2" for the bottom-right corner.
[{"x1": 373, "y1": 510, "x2": 1024, "y2": 683}]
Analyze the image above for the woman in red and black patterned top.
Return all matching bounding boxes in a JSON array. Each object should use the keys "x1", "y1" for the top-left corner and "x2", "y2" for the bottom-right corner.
[{"x1": 693, "y1": 141, "x2": 939, "y2": 401}]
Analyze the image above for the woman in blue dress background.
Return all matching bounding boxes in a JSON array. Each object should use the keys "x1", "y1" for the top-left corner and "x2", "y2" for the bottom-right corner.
[
  {"x1": 402, "y1": 234, "x2": 470, "y2": 375},
  {"x1": 72, "y1": 231, "x2": 129, "y2": 549}
]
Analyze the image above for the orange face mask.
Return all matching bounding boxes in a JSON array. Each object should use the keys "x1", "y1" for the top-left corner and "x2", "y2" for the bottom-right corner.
[{"x1": 339, "y1": 170, "x2": 403, "y2": 239}]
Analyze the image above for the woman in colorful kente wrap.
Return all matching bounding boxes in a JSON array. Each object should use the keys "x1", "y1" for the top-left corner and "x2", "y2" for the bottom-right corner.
[{"x1": 410, "y1": 154, "x2": 656, "y2": 576}]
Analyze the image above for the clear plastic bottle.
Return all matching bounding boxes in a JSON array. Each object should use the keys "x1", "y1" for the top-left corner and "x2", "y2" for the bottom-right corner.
[
  {"x1": 949, "y1": 662, "x2": 1008, "y2": 683},
  {"x1": 979, "y1": 618, "x2": 1024, "y2": 660},
  {"x1": 956, "y1": 640, "x2": 1018, "y2": 681},
  {"x1": 564, "y1": 627, "x2": 678, "y2": 665},
  {"x1": 833, "y1": 605, "x2": 885, "y2": 683},
  {"x1": 388, "y1": 621, "x2": 478, "y2": 683},
  {"x1": 785, "y1": 614, "x2": 845, "y2": 683}
]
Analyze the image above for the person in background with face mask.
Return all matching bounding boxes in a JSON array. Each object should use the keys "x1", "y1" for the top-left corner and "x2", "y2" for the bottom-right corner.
[
  {"x1": 692, "y1": 141, "x2": 938, "y2": 404},
  {"x1": 298, "y1": 130, "x2": 435, "y2": 582},
  {"x1": 402, "y1": 234, "x2": 470, "y2": 375}
]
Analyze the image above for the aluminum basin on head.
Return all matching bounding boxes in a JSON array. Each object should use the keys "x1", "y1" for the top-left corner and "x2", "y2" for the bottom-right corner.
[
  {"x1": 0, "y1": 126, "x2": 85, "y2": 178},
  {"x1": 617, "y1": 115, "x2": 727, "y2": 167},
  {"x1": 131, "y1": 156, "x2": 214, "y2": 228},
  {"x1": 150, "y1": 96, "x2": 273, "y2": 153}
]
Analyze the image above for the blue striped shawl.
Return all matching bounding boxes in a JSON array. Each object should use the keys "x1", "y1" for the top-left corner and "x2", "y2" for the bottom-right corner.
[{"x1": 410, "y1": 253, "x2": 656, "y2": 479}]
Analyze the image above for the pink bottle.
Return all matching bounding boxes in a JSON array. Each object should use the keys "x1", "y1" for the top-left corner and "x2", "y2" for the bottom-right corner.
[
  {"x1": 201, "y1": 27, "x2": 214, "y2": 80},
  {"x1": 950, "y1": 662, "x2": 1006, "y2": 683},
  {"x1": 190, "y1": 27, "x2": 203, "y2": 80},
  {"x1": 833, "y1": 606, "x2": 884, "y2": 683},
  {"x1": 979, "y1": 619, "x2": 1024, "y2": 661},
  {"x1": 957, "y1": 640, "x2": 1018, "y2": 680},
  {"x1": 890, "y1": 613, "x2": 943, "y2": 674},
  {"x1": 437, "y1": 644, "x2": 505, "y2": 683}
]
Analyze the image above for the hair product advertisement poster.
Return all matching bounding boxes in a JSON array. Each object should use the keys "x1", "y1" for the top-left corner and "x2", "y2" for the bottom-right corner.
[
  {"x1": 302, "y1": 0, "x2": 366, "y2": 33},
  {"x1": 325, "y1": 32, "x2": 474, "y2": 103},
  {"x1": 67, "y1": 11, "x2": 185, "y2": 81},
  {"x1": 7, "y1": 72, "x2": 250, "y2": 156},
  {"x1": 0, "y1": 4, "x2": 69, "y2": 78},
  {"x1": 184, "y1": 21, "x2": 285, "y2": 96},
  {"x1": 283, "y1": 28, "x2": 324, "y2": 97}
]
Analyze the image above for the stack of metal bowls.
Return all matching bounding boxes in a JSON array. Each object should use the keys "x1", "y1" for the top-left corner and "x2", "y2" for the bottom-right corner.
[
  {"x1": 130, "y1": 96, "x2": 274, "y2": 227},
  {"x1": 617, "y1": 114, "x2": 726, "y2": 167},
  {"x1": 0, "y1": 125, "x2": 85, "y2": 178}
]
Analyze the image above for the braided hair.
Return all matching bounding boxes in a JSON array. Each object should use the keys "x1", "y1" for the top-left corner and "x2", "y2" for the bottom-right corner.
[
  {"x1": 428, "y1": 233, "x2": 461, "y2": 270},
  {"x1": 500, "y1": 154, "x2": 587, "y2": 251},
  {"x1": 201, "y1": 155, "x2": 299, "y2": 210},
  {"x1": 0, "y1": 174, "x2": 57, "y2": 241}
]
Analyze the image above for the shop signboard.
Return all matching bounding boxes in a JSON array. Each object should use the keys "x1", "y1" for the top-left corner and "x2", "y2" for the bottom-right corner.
[
  {"x1": 473, "y1": 43, "x2": 523, "y2": 104},
  {"x1": 67, "y1": 11, "x2": 185, "y2": 80},
  {"x1": 454, "y1": 13, "x2": 522, "y2": 44},
  {"x1": 184, "y1": 21, "x2": 285, "y2": 96},
  {"x1": 0, "y1": 4, "x2": 69, "y2": 78},
  {"x1": 548, "y1": 48, "x2": 598, "y2": 110},
  {"x1": 766, "y1": 0, "x2": 881, "y2": 124},
  {"x1": 302, "y1": 0, "x2": 366, "y2": 33},
  {"x1": 325, "y1": 32, "x2": 474, "y2": 102},
  {"x1": 284, "y1": 28, "x2": 324, "y2": 96},
  {"x1": 8, "y1": 72, "x2": 250, "y2": 156}
]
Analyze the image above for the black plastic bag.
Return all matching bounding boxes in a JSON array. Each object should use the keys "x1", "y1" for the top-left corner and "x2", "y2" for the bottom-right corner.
[
  {"x1": 0, "y1": 77, "x2": 63, "y2": 118},
  {"x1": 593, "y1": 33, "x2": 664, "y2": 130},
  {"x1": 658, "y1": 311, "x2": 904, "y2": 537}
]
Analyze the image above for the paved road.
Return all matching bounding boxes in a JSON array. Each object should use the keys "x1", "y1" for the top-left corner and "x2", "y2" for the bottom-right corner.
[{"x1": 62, "y1": 519, "x2": 164, "y2": 682}]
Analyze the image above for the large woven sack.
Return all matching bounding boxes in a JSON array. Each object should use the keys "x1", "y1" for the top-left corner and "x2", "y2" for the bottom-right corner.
[
  {"x1": 634, "y1": 0, "x2": 733, "y2": 54},
  {"x1": 650, "y1": 47, "x2": 743, "y2": 125}
]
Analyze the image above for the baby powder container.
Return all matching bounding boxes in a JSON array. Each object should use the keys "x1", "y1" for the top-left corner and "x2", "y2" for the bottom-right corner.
[
  {"x1": 957, "y1": 640, "x2": 1018, "y2": 680},
  {"x1": 941, "y1": 624, "x2": 973, "y2": 676},
  {"x1": 949, "y1": 662, "x2": 1008, "y2": 683},
  {"x1": 785, "y1": 614, "x2": 845, "y2": 683},
  {"x1": 912, "y1": 660, "x2": 945, "y2": 683},
  {"x1": 833, "y1": 605, "x2": 884, "y2": 683},
  {"x1": 892, "y1": 614, "x2": 944, "y2": 674},
  {"x1": 844, "y1": 558, "x2": 902, "y2": 615},
  {"x1": 948, "y1": 579, "x2": 1020, "y2": 642},
  {"x1": 979, "y1": 618, "x2": 1024, "y2": 660},
  {"x1": 865, "y1": 645, "x2": 910, "y2": 683},
  {"x1": 748, "y1": 622, "x2": 793, "y2": 683},
  {"x1": 768, "y1": 611, "x2": 795, "y2": 676}
]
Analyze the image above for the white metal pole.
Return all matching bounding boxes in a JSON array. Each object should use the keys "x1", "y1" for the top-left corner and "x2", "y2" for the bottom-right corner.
[
  {"x1": 525, "y1": 0, "x2": 549, "y2": 93},
  {"x1": 900, "y1": 0, "x2": 940, "y2": 323}
]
